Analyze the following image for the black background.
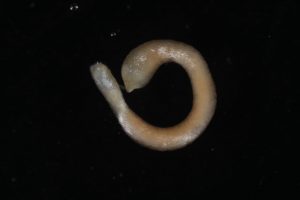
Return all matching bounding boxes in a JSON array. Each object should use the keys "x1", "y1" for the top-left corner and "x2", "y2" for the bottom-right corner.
[{"x1": 3, "y1": 0, "x2": 299, "y2": 199}]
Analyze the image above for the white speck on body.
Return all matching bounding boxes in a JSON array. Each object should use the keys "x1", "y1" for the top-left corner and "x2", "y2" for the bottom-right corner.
[
  {"x1": 158, "y1": 47, "x2": 167, "y2": 55},
  {"x1": 138, "y1": 54, "x2": 147, "y2": 62},
  {"x1": 158, "y1": 47, "x2": 187, "y2": 60}
]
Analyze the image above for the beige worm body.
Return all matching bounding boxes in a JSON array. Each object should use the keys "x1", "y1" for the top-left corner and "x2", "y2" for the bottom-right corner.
[{"x1": 90, "y1": 40, "x2": 216, "y2": 151}]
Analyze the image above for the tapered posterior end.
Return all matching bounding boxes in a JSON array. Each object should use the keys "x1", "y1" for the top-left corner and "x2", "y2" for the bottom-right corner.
[
  {"x1": 90, "y1": 62, "x2": 108, "y2": 79},
  {"x1": 89, "y1": 62, "x2": 119, "y2": 92},
  {"x1": 90, "y1": 62, "x2": 127, "y2": 114}
]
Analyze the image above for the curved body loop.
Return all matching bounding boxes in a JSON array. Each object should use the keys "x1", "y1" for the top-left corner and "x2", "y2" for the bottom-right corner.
[{"x1": 90, "y1": 40, "x2": 216, "y2": 151}]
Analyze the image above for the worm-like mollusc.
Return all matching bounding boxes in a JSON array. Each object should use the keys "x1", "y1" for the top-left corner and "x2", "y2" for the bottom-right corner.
[{"x1": 90, "y1": 40, "x2": 216, "y2": 151}]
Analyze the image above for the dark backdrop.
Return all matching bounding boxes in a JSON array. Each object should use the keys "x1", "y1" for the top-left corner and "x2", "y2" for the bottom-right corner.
[{"x1": 3, "y1": 0, "x2": 299, "y2": 199}]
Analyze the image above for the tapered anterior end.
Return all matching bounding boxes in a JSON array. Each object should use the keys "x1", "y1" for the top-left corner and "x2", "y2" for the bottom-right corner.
[
  {"x1": 122, "y1": 64, "x2": 150, "y2": 93},
  {"x1": 122, "y1": 69, "x2": 139, "y2": 93},
  {"x1": 123, "y1": 79, "x2": 136, "y2": 93}
]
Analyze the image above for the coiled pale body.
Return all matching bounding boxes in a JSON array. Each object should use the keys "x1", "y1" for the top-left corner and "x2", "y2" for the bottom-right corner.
[{"x1": 90, "y1": 40, "x2": 216, "y2": 151}]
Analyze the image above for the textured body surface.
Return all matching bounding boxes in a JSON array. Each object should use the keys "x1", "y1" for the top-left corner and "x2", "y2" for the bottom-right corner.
[{"x1": 90, "y1": 40, "x2": 216, "y2": 151}]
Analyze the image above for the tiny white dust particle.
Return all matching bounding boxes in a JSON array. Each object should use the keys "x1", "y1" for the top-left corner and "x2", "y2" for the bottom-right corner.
[
  {"x1": 126, "y1": 4, "x2": 131, "y2": 10},
  {"x1": 69, "y1": 3, "x2": 79, "y2": 11},
  {"x1": 110, "y1": 32, "x2": 117, "y2": 37},
  {"x1": 29, "y1": 2, "x2": 36, "y2": 8},
  {"x1": 185, "y1": 24, "x2": 190, "y2": 29}
]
